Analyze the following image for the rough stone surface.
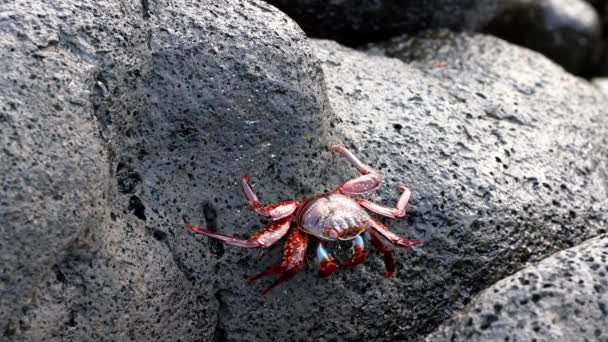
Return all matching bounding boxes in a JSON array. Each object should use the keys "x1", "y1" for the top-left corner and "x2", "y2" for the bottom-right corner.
[
  {"x1": 3, "y1": 2, "x2": 608, "y2": 341},
  {"x1": 264, "y1": 0, "x2": 505, "y2": 46},
  {"x1": 296, "y1": 32, "x2": 605, "y2": 340},
  {"x1": 483, "y1": 0, "x2": 602, "y2": 76},
  {"x1": 0, "y1": 0, "x2": 146, "y2": 336},
  {"x1": 426, "y1": 234, "x2": 608, "y2": 341},
  {"x1": 1, "y1": 0, "x2": 335, "y2": 340},
  {"x1": 593, "y1": 78, "x2": 608, "y2": 96}
]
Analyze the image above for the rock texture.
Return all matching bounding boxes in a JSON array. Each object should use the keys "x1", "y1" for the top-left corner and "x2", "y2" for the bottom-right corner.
[
  {"x1": 3, "y1": 1, "x2": 608, "y2": 341},
  {"x1": 593, "y1": 78, "x2": 608, "y2": 96},
  {"x1": 1, "y1": 0, "x2": 334, "y2": 340},
  {"x1": 264, "y1": 0, "x2": 505, "y2": 46},
  {"x1": 483, "y1": 0, "x2": 603, "y2": 76},
  {"x1": 426, "y1": 234, "x2": 608, "y2": 341},
  {"x1": 297, "y1": 31, "x2": 605, "y2": 340},
  {"x1": 0, "y1": 0, "x2": 146, "y2": 337}
]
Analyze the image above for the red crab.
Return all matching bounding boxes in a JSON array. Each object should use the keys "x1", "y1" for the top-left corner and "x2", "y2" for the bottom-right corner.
[{"x1": 186, "y1": 146, "x2": 420, "y2": 294}]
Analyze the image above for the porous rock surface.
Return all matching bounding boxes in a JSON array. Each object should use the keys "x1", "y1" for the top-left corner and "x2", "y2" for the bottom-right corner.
[
  {"x1": 0, "y1": 0, "x2": 146, "y2": 337},
  {"x1": 593, "y1": 78, "x2": 608, "y2": 96},
  {"x1": 426, "y1": 234, "x2": 608, "y2": 341},
  {"x1": 1, "y1": 0, "x2": 334, "y2": 340},
  {"x1": 264, "y1": 0, "x2": 505, "y2": 46},
  {"x1": 2, "y1": 1, "x2": 608, "y2": 342},
  {"x1": 294, "y1": 31, "x2": 606, "y2": 340}
]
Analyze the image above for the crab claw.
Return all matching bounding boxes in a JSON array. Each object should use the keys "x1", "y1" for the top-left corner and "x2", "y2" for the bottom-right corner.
[
  {"x1": 319, "y1": 258, "x2": 338, "y2": 278},
  {"x1": 316, "y1": 243, "x2": 338, "y2": 277},
  {"x1": 342, "y1": 235, "x2": 366, "y2": 267}
]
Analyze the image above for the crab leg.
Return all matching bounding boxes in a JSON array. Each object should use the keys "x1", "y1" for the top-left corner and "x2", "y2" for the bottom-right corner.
[
  {"x1": 342, "y1": 235, "x2": 366, "y2": 267},
  {"x1": 241, "y1": 176, "x2": 299, "y2": 220},
  {"x1": 185, "y1": 216, "x2": 291, "y2": 249},
  {"x1": 330, "y1": 146, "x2": 381, "y2": 195},
  {"x1": 356, "y1": 186, "x2": 410, "y2": 219},
  {"x1": 248, "y1": 228, "x2": 308, "y2": 295},
  {"x1": 316, "y1": 242, "x2": 338, "y2": 277},
  {"x1": 365, "y1": 231, "x2": 396, "y2": 278},
  {"x1": 369, "y1": 218, "x2": 421, "y2": 248}
]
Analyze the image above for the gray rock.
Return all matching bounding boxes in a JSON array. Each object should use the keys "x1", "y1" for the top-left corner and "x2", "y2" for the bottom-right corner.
[
  {"x1": 4, "y1": 2, "x2": 608, "y2": 341},
  {"x1": 264, "y1": 0, "x2": 505, "y2": 46},
  {"x1": 593, "y1": 78, "x2": 608, "y2": 96},
  {"x1": 0, "y1": 0, "x2": 146, "y2": 336},
  {"x1": 2, "y1": 0, "x2": 334, "y2": 340},
  {"x1": 426, "y1": 234, "x2": 608, "y2": 341},
  {"x1": 483, "y1": 0, "x2": 603, "y2": 76},
  {"x1": 291, "y1": 32, "x2": 605, "y2": 340}
]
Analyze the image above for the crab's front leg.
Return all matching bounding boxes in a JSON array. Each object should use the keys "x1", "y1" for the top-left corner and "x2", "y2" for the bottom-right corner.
[
  {"x1": 369, "y1": 218, "x2": 421, "y2": 248},
  {"x1": 186, "y1": 216, "x2": 292, "y2": 249},
  {"x1": 248, "y1": 228, "x2": 308, "y2": 295},
  {"x1": 330, "y1": 146, "x2": 381, "y2": 195},
  {"x1": 241, "y1": 176, "x2": 299, "y2": 220},
  {"x1": 356, "y1": 186, "x2": 411, "y2": 219}
]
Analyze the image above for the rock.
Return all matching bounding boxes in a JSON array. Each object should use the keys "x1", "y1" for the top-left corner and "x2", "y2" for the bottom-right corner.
[
  {"x1": 2, "y1": 0, "x2": 333, "y2": 340},
  {"x1": 426, "y1": 234, "x2": 608, "y2": 341},
  {"x1": 483, "y1": 0, "x2": 602, "y2": 76},
  {"x1": 264, "y1": 0, "x2": 505, "y2": 46},
  {"x1": 593, "y1": 77, "x2": 608, "y2": 96},
  {"x1": 293, "y1": 31, "x2": 605, "y2": 340},
  {"x1": 0, "y1": 0, "x2": 146, "y2": 336},
  {"x1": 4, "y1": 3, "x2": 608, "y2": 342}
]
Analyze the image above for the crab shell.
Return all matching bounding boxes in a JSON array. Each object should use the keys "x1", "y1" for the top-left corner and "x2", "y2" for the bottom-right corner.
[{"x1": 297, "y1": 193, "x2": 372, "y2": 241}]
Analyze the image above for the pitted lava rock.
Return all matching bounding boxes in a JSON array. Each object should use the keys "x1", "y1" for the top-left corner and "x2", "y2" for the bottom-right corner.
[
  {"x1": 1, "y1": 0, "x2": 334, "y2": 340},
  {"x1": 2, "y1": 1, "x2": 608, "y2": 341},
  {"x1": 426, "y1": 234, "x2": 608, "y2": 341}
]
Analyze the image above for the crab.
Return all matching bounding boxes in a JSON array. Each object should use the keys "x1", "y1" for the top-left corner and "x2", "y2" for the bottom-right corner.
[{"x1": 186, "y1": 146, "x2": 420, "y2": 294}]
